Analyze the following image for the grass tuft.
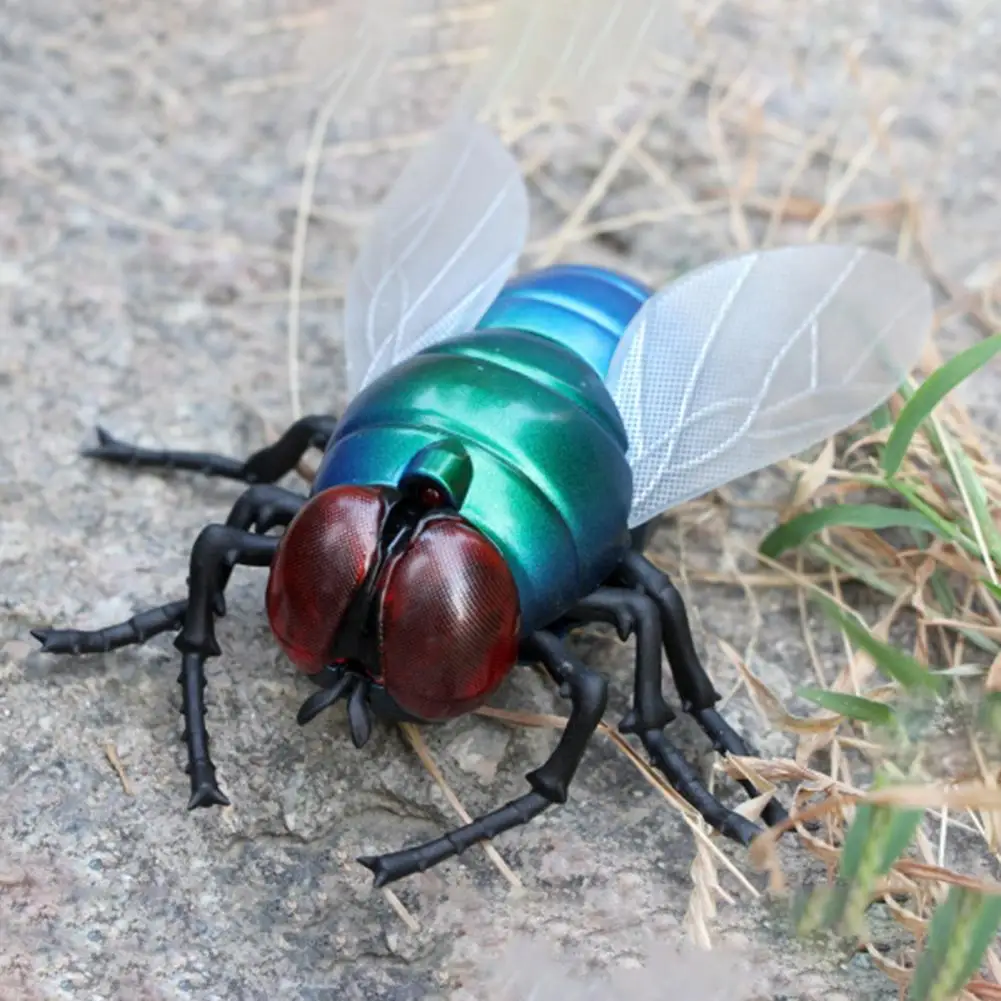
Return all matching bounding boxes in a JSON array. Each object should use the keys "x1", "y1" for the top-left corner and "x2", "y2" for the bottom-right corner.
[{"x1": 744, "y1": 336, "x2": 1001, "y2": 996}]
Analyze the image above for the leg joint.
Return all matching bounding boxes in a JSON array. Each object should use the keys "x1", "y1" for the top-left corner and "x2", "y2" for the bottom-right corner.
[
  {"x1": 191, "y1": 524, "x2": 276, "y2": 571},
  {"x1": 527, "y1": 666, "x2": 607, "y2": 805},
  {"x1": 191, "y1": 523, "x2": 240, "y2": 565},
  {"x1": 566, "y1": 669, "x2": 609, "y2": 725},
  {"x1": 569, "y1": 587, "x2": 660, "y2": 644},
  {"x1": 226, "y1": 484, "x2": 304, "y2": 533},
  {"x1": 648, "y1": 576, "x2": 686, "y2": 621}
]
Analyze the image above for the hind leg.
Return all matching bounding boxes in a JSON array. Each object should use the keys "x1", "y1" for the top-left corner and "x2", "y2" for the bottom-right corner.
[
  {"x1": 563, "y1": 588, "x2": 764, "y2": 844},
  {"x1": 616, "y1": 549, "x2": 788, "y2": 827},
  {"x1": 84, "y1": 414, "x2": 338, "y2": 484}
]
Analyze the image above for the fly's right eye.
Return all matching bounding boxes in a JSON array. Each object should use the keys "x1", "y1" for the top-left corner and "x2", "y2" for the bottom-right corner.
[{"x1": 265, "y1": 486, "x2": 386, "y2": 674}]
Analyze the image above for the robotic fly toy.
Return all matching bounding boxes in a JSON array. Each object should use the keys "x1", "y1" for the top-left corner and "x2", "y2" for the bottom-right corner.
[{"x1": 32, "y1": 0, "x2": 935, "y2": 887}]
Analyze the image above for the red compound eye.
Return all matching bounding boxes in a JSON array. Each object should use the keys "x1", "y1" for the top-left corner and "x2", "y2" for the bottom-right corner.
[
  {"x1": 266, "y1": 486, "x2": 386, "y2": 674},
  {"x1": 379, "y1": 517, "x2": 520, "y2": 721}
]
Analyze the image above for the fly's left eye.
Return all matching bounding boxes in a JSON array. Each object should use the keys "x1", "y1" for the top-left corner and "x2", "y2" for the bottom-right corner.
[{"x1": 379, "y1": 518, "x2": 520, "y2": 721}]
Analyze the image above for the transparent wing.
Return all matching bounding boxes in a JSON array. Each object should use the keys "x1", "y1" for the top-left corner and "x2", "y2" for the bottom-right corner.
[
  {"x1": 460, "y1": 0, "x2": 673, "y2": 116},
  {"x1": 301, "y1": 0, "x2": 672, "y2": 113},
  {"x1": 344, "y1": 115, "x2": 530, "y2": 395},
  {"x1": 297, "y1": 0, "x2": 415, "y2": 111},
  {"x1": 341, "y1": 0, "x2": 673, "y2": 395},
  {"x1": 605, "y1": 245, "x2": 935, "y2": 529}
]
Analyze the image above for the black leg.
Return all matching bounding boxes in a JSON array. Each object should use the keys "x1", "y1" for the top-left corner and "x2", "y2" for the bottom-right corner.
[
  {"x1": 31, "y1": 601, "x2": 188, "y2": 655},
  {"x1": 224, "y1": 483, "x2": 306, "y2": 532},
  {"x1": 357, "y1": 630, "x2": 608, "y2": 888},
  {"x1": 213, "y1": 485, "x2": 305, "y2": 608},
  {"x1": 31, "y1": 485, "x2": 304, "y2": 654},
  {"x1": 617, "y1": 550, "x2": 789, "y2": 828},
  {"x1": 83, "y1": 414, "x2": 339, "y2": 484},
  {"x1": 173, "y1": 525, "x2": 277, "y2": 809},
  {"x1": 31, "y1": 487, "x2": 298, "y2": 811},
  {"x1": 564, "y1": 587, "x2": 763, "y2": 845}
]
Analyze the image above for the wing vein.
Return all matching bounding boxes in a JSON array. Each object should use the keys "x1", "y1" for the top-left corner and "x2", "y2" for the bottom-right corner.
[
  {"x1": 648, "y1": 251, "x2": 760, "y2": 468},
  {"x1": 363, "y1": 127, "x2": 482, "y2": 355},
  {"x1": 613, "y1": 244, "x2": 932, "y2": 527},
  {"x1": 401, "y1": 175, "x2": 518, "y2": 333}
]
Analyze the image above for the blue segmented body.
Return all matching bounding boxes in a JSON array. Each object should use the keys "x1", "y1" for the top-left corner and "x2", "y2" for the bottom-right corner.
[
  {"x1": 476, "y1": 263, "x2": 653, "y2": 380},
  {"x1": 313, "y1": 264, "x2": 654, "y2": 633}
]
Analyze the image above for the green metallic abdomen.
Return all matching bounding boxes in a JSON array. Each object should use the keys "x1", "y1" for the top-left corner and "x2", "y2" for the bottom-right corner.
[{"x1": 312, "y1": 329, "x2": 633, "y2": 633}]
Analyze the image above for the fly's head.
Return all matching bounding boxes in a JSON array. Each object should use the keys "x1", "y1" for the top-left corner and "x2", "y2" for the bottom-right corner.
[{"x1": 264, "y1": 439, "x2": 521, "y2": 745}]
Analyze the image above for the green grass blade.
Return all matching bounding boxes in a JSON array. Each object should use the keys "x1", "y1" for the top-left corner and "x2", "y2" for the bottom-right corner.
[
  {"x1": 798, "y1": 686, "x2": 895, "y2": 726},
  {"x1": 884, "y1": 333, "x2": 1001, "y2": 476},
  {"x1": 804, "y1": 541, "x2": 906, "y2": 600},
  {"x1": 808, "y1": 541, "x2": 998, "y2": 654},
  {"x1": 875, "y1": 806, "x2": 924, "y2": 874},
  {"x1": 760, "y1": 504, "x2": 941, "y2": 559},
  {"x1": 887, "y1": 480, "x2": 983, "y2": 559},
  {"x1": 821, "y1": 801, "x2": 874, "y2": 930},
  {"x1": 825, "y1": 796, "x2": 923, "y2": 936},
  {"x1": 870, "y1": 402, "x2": 894, "y2": 431},
  {"x1": 949, "y1": 444, "x2": 1001, "y2": 568},
  {"x1": 949, "y1": 889, "x2": 1001, "y2": 990},
  {"x1": 909, "y1": 885, "x2": 1001, "y2": 1001},
  {"x1": 837, "y1": 803, "x2": 875, "y2": 886},
  {"x1": 980, "y1": 692, "x2": 1001, "y2": 734},
  {"x1": 908, "y1": 885, "x2": 964, "y2": 1001},
  {"x1": 929, "y1": 570, "x2": 956, "y2": 617},
  {"x1": 814, "y1": 593, "x2": 947, "y2": 693},
  {"x1": 794, "y1": 885, "x2": 838, "y2": 938}
]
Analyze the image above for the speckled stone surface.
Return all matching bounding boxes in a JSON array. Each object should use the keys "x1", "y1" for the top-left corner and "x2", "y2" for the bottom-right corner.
[{"x1": 3, "y1": 2, "x2": 999, "y2": 999}]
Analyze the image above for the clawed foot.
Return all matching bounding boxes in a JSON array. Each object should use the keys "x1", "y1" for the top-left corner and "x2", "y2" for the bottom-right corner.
[
  {"x1": 187, "y1": 770, "x2": 231, "y2": 810},
  {"x1": 30, "y1": 601, "x2": 190, "y2": 657},
  {"x1": 82, "y1": 425, "x2": 135, "y2": 463},
  {"x1": 616, "y1": 706, "x2": 790, "y2": 834},
  {"x1": 356, "y1": 791, "x2": 552, "y2": 888},
  {"x1": 356, "y1": 853, "x2": 402, "y2": 889},
  {"x1": 31, "y1": 627, "x2": 92, "y2": 656}
]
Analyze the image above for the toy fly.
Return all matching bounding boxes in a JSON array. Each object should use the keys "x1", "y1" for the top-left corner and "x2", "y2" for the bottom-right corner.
[{"x1": 31, "y1": 0, "x2": 934, "y2": 887}]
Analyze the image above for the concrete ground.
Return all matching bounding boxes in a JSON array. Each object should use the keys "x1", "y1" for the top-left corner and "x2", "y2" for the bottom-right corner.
[{"x1": 2, "y1": 1, "x2": 999, "y2": 999}]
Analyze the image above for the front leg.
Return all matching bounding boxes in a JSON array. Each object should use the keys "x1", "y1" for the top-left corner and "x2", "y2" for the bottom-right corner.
[
  {"x1": 617, "y1": 551, "x2": 788, "y2": 828},
  {"x1": 174, "y1": 525, "x2": 277, "y2": 808},
  {"x1": 32, "y1": 485, "x2": 303, "y2": 656},
  {"x1": 32, "y1": 490, "x2": 288, "y2": 810},
  {"x1": 357, "y1": 630, "x2": 608, "y2": 887},
  {"x1": 84, "y1": 414, "x2": 339, "y2": 484}
]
